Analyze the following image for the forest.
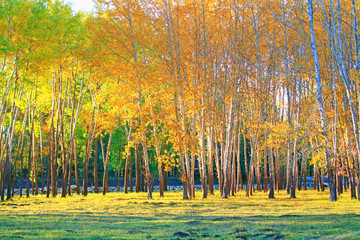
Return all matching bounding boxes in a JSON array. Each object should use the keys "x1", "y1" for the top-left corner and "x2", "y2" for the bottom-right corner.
[{"x1": 0, "y1": 0, "x2": 360, "y2": 205}]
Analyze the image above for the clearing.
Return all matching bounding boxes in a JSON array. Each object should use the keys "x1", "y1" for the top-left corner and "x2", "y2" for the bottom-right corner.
[{"x1": 0, "y1": 190, "x2": 359, "y2": 239}]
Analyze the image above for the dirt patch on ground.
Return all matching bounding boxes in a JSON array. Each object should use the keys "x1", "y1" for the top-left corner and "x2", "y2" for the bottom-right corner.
[{"x1": 173, "y1": 231, "x2": 189, "y2": 237}]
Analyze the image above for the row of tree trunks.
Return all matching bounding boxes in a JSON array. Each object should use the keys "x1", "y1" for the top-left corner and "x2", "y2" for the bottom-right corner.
[{"x1": 0, "y1": 115, "x2": 357, "y2": 201}]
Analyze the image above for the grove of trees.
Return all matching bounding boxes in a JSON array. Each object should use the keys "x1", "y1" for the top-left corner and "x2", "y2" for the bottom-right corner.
[{"x1": 1, "y1": 0, "x2": 360, "y2": 202}]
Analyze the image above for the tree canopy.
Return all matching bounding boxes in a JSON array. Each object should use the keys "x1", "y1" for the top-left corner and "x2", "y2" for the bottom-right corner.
[{"x1": 0, "y1": 0, "x2": 359, "y2": 202}]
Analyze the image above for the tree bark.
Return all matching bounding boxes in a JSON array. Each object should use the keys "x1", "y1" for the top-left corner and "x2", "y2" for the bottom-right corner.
[
  {"x1": 307, "y1": 0, "x2": 337, "y2": 201},
  {"x1": 94, "y1": 137, "x2": 99, "y2": 193}
]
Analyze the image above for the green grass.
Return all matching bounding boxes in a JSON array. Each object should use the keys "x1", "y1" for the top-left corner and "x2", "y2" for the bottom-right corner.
[{"x1": 1, "y1": 189, "x2": 360, "y2": 239}]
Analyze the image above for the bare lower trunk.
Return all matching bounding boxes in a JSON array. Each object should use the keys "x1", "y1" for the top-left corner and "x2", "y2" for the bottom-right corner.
[
  {"x1": 124, "y1": 125, "x2": 132, "y2": 194},
  {"x1": 101, "y1": 129, "x2": 113, "y2": 195},
  {"x1": 141, "y1": 140, "x2": 152, "y2": 200},
  {"x1": 222, "y1": 101, "x2": 235, "y2": 198},
  {"x1": 207, "y1": 126, "x2": 214, "y2": 195},
  {"x1": 268, "y1": 148, "x2": 275, "y2": 199},
  {"x1": 135, "y1": 143, "x2": 140, "y2": 193},
  {"x1": 74, "y1": 140, "x2": 80, "y2": 195},
  {"x1": 82, "y1": 105, "x2": 96, "y2": 196},
  {"x1": 94, "y1": 138, "x2": 99, "y2": 193},
  {"x1": 26, "y1": 108, "x2": 34, "y2": 198}
]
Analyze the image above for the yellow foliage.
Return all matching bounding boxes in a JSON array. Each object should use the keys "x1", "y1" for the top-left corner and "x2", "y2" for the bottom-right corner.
[{"x1": 310, "y1": 151, "x2": 325, "y2": 165}]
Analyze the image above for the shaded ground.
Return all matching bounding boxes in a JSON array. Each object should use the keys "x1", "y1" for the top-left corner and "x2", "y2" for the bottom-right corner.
[
  {"x1": 0, "y1": 190, "x2": 359, "y2": 239},
  {"x1": 12, "y1": 177, "x2": 186, "y2": 189}
]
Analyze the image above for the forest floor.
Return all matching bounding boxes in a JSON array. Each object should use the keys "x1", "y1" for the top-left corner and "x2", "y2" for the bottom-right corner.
[{"x1": 0, "y1": 190, "x2": 359, "y2": 239}]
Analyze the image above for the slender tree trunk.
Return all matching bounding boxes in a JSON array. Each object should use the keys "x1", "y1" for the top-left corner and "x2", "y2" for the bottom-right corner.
[
  {"x1": 67, "y1": 142, "x2": 73, "y2": 196},
  {"x1": 12, "y1": 108, "x2": 27, "y2": 197},
  {"x1": 94, "y1": 137, "x2": 99, "y2": 193},
  {"x1": 214, "y1": 132, "x2": 221, "y2": 193},
  {"x1": 124, "y1": 124, "x2": 132, "y2": 194},
  {"x1": 150, "y1": 99, "x2": 164, "y2": 197},
  {"x1": 268, "y1": 148, "x2": 275, "y2": 198},
  {"x1": 82, "y1": 105, "x2": 96, "y2": 196},
  {"x1": 222, "y1": 101, "x2": 235, "y2": 198},
  {"x1": 2, "y1": 99, "x2": 19, "y2": 200},
  {"x1": 39, "y1": 122, "x2": 44, "y2": 194},
  {"x1": 74, "y1": 140, "x2": 80, "y2": 195},
  {"x1": 264, "y1": 149, "x2": 268, "y2": 193},
  {"x1": 26, "y1": 101, "x2": 34, "y2": 198},
  {"x1": 307, "y1": 0, "x2": 337, "y2": 201},
  {"x1": 101, "y1": 129, "x2": 113, "y2": 195},
  {"x1": 243, "y1": 121, "x2": 248, "y2": 193},
  {"x1": 199, "y1": 111, "x2": 207, "y2": 199},
  {"x1": 129, "y1": 144, "x2": 133, "y2": 193},
  {"x1": 135, "y1": 143, "x2": 140, "y2": 193},
  {"x1": 236, "y1": 122, "x2": 242, "y2": 192},
  {"x1": 231, "y1": 136, "x2": 236, "y2": 196},
  {"x1": 207, "y1": 126, "x2": 214, "y2": 195}
]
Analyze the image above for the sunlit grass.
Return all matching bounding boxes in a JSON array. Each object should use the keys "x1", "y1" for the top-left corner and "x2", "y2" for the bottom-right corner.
[{"x1": 1, "y1": 189, "x2": 360, "y2": 239}]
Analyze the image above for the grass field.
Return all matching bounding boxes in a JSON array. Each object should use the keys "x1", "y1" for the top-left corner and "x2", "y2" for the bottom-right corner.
[{"x1": 1, "y1": 189, "x2": 360, "y2": 239}]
